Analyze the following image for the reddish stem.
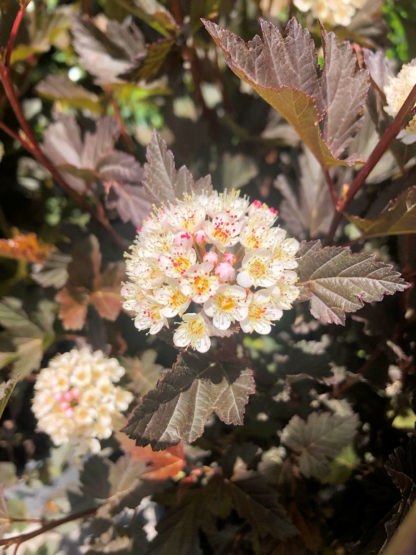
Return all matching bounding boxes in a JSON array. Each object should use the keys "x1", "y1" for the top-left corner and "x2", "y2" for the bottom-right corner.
[
  {"x1": 4, "y1": 4, "x2": 25, "y2": 68},
  {"x1": 326, "y1": 83, "x2": 416, "y2": 244},
  {"x1": 0, "y1": 506, "x2": 98, "y2": 549},
  {"x1": 324, "y1": 169, "x2": 338, "y2": 206},
  {"x1": 0, "y1": 6, "x2": 128, "y2": 250},
  {"x1": 170, "y1": 0, "x2": 183, "y2": 26}
]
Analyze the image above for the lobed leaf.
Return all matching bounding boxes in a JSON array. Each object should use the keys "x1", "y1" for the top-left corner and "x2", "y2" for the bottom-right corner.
[
  {"x1": 122, "y1": 351, "x2": 255, "y2": 450},
  {"x1": 275, "y1": 146, "x2": 333, "y2": 238},
  {"x1": 281, "y1": 411, "x2": 359, "y2": 479},
  {"x1": 0, "y1": 298, "x2": 55, "y2": 377},
  {"x1": 120, "y1": 38, "x2": 175, "y2": 82},
  {"x1": 112, "y1": 0, "x2": 178, "y2": 38},
  {"x1": 42, "y1": 115, "x2": 149, "y2": 225},
  {"x1": 203, "y1": 18, "x2": 369, "y2": 169},
  {"x1": 209, "y1": 473, "x2": 297, "y2": 539},
  {"x1": 71, "y1": 15, "x2": 146, "y2": 85},
  {"x1": 348, "y1": 186, "x2": 416, "y2": 238},
  {"x1": 143, "y1": 130, "x2": 213, "y2": 205},
  {"x1": 37, "y1": 74, "x2": 101, "y2": 113},
  {"x1": 297, "y1": 240, "x2": 409, "y2": 325},
  {"x1": 56, "y1": 236, "x2": 124, "y2": 330}
]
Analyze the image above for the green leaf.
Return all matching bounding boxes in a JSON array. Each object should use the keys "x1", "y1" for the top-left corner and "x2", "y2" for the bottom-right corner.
[
  {"x1": 112, "y1": 0, "x2": 178, "y2": 38},
  {"x1": 142, "y1": 131, "x2": 213, "y2": 206},
  {"x1": 348, "y1": 186, "x2": 416, "y2": 238},
  {"x1": 281, "y1": 411, "x2": 359, "y2": 480},
  {"x1": 123, "y1": 351, "x2": 255, "y2": 449},
  {"x1": 297, "y1": 240, "x2": 409, "y2": 325},
  {"x1": 203, "y1": 18, "x2": 369, "y2": 169},
  {"x1": 10, "y1": 7, "x2": 71, "y2": 64},
  {"x1": 37, "y1": 75, "x2": 102, "y2": 113},
  {"x1": 0, "y1": 298, "x2": 55, "y2": 377},
  {"x1": 120, "y1": 38, "x2": 175, "y2": 81},
  {"x1": 0, "y1": 378, "x2": 17, "y2": 419}
]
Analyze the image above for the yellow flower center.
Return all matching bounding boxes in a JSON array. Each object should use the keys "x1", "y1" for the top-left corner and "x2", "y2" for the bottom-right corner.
[
  {"x1": 188, "y1": 319, "x2": 205, "y2": 336},
  {"x1": 217, "y1": 294, "x2": 235, "y2": 311},
  {"x1": 248, "y1": 303, "x2": 265, "y2": 320},
  {"x1": 249, "y1": 259, "x2": 266, "y2": 278}
]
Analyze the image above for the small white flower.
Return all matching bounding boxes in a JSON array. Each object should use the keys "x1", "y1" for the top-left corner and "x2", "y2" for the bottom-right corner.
[
  {"x1": 240, "y1": 290, "x2": 283, "y2": 334},
  {"x1": 204, "y1": 285, "x2": 248, "y2": 330},
  {"x1": 237, "y1": 249, "x2": 283, "y2": 288},
  {"x1": 384, "y1": 60, "x2": 416, "y2": 145},
  {"x1": 180, "y1": 263, "x2": 220, "y2": 303},
  {"x1": 293, "y1": 0, "x2": 361, "y2": 26},
  {"x1": 32, "y1": 347, "x2": 133, "y2": 454},
  {"x1": 173, "y1": 313, "x2": 211, "y2": 353}
]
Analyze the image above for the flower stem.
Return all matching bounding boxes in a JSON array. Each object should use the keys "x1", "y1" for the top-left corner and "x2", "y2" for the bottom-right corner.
[
  {"x1": 0, "y1": 506, "x2": 98, "y2": 549},
  {"x1": 326, "y1": 83, "x2": 416, "y2": 244},
  {"x1": 0, "y1": 4, "x2": 128, "y2": 250}
]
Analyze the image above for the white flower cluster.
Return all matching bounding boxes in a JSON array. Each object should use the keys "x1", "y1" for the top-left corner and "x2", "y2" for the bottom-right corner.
[
  {"x1": 384, "y1": 60, "x2": 416, "y2": 145},
  {"x1": 122, "y1": 190, "x2": 300, "y2": 353},
  {"x1": 293, "y1": 0, "x2": 366, "y2": 26},
  {"x1": 32, "y1": 347, "x2": 133, "y2": 453}
]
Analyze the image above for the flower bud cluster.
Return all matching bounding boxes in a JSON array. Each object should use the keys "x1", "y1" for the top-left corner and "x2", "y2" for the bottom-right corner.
[
  {"x1": 32, "y1": 347, "x2": 133, "y2": 453},
  {"x1": 384, "y1": 60, "x2": 416, "y2": 145},
  {"x1": 122, "y1": 190, "x2": 300, "y2": 353},
  {"x1": 293, "y1": 0, "x2": 366, "y2": 26}
]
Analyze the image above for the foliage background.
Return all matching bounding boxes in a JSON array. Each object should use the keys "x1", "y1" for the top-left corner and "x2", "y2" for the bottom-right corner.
[{"x1": 0, "y1": 0, "x2": 416, "y2": 553}]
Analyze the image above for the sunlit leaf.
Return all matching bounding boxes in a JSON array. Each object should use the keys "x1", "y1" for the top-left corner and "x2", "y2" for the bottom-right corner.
[
  {"x1": 297, "y1": 240, "x2": 409, "y2": 325},
  {"x1": 10, "y1": 7, "x2": 71, "y2": 64},
  {"x1": 143, "y1": 130, "x2": 213, "y2": 205},
  {"x1": 0, "y1": 377, "x2": 17, "y2": 419},
  {"x1": 0, "y1": 298, "x2": 55, "y2": 377},
  {"x1": 122, "y1": 351, "x2": 163, "y2": 395},
  {"x1": 37, "y1": 74, "x2": 102, "y2": 113},
  {"x1": 348, "y1": 186, "x2": 416, "y2": 238},
  {"x1": 275, "y1": 146, "x2": 333, "y2": 238},
  {"x1": 55, "y1": 236, "x2": 124, "y2": 329},
  {"x1": 72, "y1": 15, "x2": 146, "y2": 85},
  {"x1": 123, "y1": 351, "x2": 255, "y2": 449},
  {"x1": 281, "y1": 411, "x2": 359, "y2": 479},
  {"x1": 117, "y1": 434, "x2": 186, "y2": 480},
  {"x1": 31, "y1": 251, "x2": 71, "y2": 289},
  {"x1": 120, "y1": 38, "x2": 175, "y2": 81},
  {"x1": 112, "y1": 0, "x2": 178, "y2": 37},
  {"x1": 203, "y1": 18, "x2": 369, "y2": 169}
]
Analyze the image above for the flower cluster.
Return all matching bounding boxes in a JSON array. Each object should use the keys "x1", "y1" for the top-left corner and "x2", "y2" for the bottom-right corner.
[
  {"x1": 32, "y1": 347, "x2": 133, "y2": 454},
  {"x1": 122, "y1": 190, "x2": 300, "y2": 353},
  {"x1": 293, "y1": 0, "x2": 366, "y2": 26},
  {"x1": 384, "y1": 60, "x2": 416, "y2": 145}
]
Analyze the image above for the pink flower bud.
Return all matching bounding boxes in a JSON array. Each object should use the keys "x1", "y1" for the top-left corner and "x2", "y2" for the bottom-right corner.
[
  {"x1": 55, "y1": 393, "x2": 64, "y2": 402},
  {"x1": 63, "y1": 391, "x2": 73, "y2": 401},
  {"x1": 173, "y1": 231, "x2": 193, "y2": 250},
  {"x1": 203, "y1": 251, "x2": 219, "y2": 265},
  {"x1": 215, "y1": 262, "x2": 236, "y2": 282},
  {"x1": 71, "y1": 387, "x2": 80, "y2": 399},
  {"x1": 65, "y1": 408, "x2": 74, "y2": 418},
  {"x1": 222, "y1": 251, "x2": 236, "y2": 265},
  {"x1": 59, "y1": 401, "x2": 70, "y2": 411},
  {"x1": 194, "y1": 229, "x2": 206, "y2": 244}
]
